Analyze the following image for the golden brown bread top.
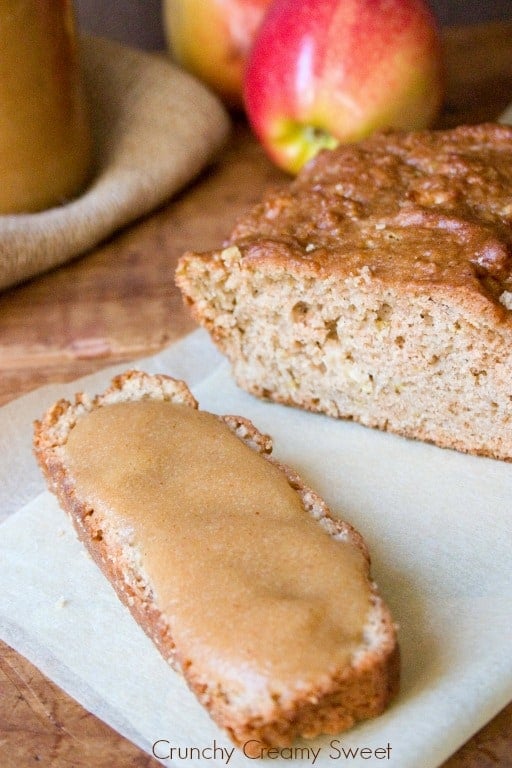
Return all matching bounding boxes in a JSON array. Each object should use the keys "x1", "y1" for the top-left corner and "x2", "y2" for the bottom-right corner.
[{"x1": 223, "y1": 124, "x2": 512, "y2": 320}]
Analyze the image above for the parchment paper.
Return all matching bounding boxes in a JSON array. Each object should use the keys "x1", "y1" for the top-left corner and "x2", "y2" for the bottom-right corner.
[{"x1": 0, "y1": 328, "x2": 511, "y2": 768}]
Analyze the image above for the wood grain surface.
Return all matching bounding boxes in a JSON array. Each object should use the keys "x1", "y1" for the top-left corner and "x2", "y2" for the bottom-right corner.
[{"x1": 1, "y1": 21, "x2": 511, "y2": 768}]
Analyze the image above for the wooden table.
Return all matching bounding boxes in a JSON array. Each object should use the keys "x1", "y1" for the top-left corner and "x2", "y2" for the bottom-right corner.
[{"x1": 1, "y1": 21, "x2": 511, "y2": 768}]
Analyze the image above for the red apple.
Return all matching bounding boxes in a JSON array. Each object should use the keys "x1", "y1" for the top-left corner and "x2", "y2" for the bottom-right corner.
[
  {"x1": 244, "y1": 0, "x2": 444, "y2": 173},
  {"x1": 163, "y1": 0, "x2": 271, "y2": 109}
]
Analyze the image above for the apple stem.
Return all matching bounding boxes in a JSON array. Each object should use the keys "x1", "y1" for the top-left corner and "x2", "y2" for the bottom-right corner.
[{"x1": 276, "y1": 122, "x2": 339, "y2": 173}]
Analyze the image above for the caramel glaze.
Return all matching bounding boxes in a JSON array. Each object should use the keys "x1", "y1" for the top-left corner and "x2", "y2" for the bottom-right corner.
[
  {"x1": 228, "y1": 124, "x2": 512, "y2": 310},
  {"x1": 64, "y1": 400, "x2": 371, "y2": 701}
]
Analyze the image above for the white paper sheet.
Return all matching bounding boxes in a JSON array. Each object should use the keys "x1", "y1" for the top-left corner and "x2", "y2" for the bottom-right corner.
[{"x1": 0, "y1": 328, "x2": 511, "y2": 768}]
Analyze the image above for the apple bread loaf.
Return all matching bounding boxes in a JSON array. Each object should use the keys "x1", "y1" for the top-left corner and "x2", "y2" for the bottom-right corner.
[
  {"x1": 33, "y1": 370, "x2": 399, "y2": 749},
  {"x1": 176, "y1": 123, "x2": 512, "y2": 461}
]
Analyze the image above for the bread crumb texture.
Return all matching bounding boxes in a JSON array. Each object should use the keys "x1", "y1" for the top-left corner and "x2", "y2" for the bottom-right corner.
[{"x1": 177, "y1": 124, "x2": 512, "y2": 460}]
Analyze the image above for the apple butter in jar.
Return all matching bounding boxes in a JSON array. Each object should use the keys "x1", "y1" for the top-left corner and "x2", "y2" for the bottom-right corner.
[{"x1": 0, "y1": 0, "x2": 92, "y2": 213}]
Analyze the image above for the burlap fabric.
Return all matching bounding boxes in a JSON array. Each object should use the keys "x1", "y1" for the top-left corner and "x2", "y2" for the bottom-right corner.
[{"x1": 0, "y1": 36, "x2": 230, "y2": 291}]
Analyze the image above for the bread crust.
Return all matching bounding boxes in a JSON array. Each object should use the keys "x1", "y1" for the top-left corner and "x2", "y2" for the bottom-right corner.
[{"x1": 33, "y1": 370, "x2": 399, "y2": 748}]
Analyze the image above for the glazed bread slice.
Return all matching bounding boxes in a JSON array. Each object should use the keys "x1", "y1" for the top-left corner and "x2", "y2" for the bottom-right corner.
[
  {"x1": 33, "y1": 370, "x2": 398, "y2": 749},
  {"x1": 176, "y1": 123, "x2": 512, "y2": 461}
]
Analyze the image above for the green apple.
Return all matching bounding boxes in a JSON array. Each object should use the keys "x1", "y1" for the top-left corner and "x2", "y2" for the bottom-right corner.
[{"x1": 163, "y1": 0, "x2": 271, "y2": 109}]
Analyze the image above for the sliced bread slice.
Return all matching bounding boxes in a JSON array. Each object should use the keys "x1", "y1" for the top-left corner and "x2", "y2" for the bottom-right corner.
[{"x1": 33, "y1": 370, "x2": 399, "y2": 749}]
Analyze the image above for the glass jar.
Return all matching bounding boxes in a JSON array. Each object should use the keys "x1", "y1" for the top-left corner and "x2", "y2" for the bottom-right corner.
[{"x1": 0, "y1": 0, "x2": 92, "y2": 213}]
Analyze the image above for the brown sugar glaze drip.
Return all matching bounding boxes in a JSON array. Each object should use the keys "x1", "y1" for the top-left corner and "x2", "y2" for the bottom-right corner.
[{"x1": 63, "y1": 399, "x2": 371, "y2": 704}]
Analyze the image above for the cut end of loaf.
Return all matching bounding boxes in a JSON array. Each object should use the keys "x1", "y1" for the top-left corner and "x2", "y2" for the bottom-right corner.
[{"x1": 176, "y1": 124, "x2": 512, "y2": 461}]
